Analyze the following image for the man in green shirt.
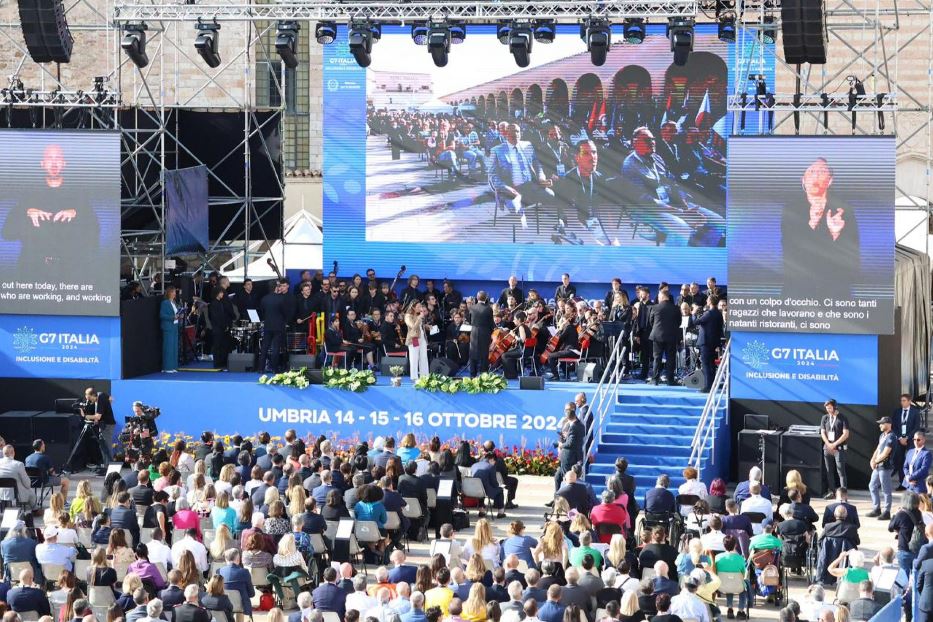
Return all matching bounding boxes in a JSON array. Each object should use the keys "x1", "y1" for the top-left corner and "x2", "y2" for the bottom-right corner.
[
  {"x1": 749, "y1": 519, "x2": 783, "y2": 553},
  {"x1": 569, "y1": 530, "x2": 604, "y2": 568}
]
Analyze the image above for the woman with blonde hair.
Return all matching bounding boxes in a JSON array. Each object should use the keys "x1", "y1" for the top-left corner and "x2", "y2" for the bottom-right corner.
[
  {"x1": 202, "y1": 574, "x2": 234, "y2": 622},
  {"x1": 568, "y1": 514, "x2": 593, "y2": 539},
  {"x1": 532, "y1": 522, "x2": 568, "y2": 567},
  {"x1": 116, "y1": 573, "x2": 143, "y2": 610},
  {"x1": 186, "y1": 473, "x2": 207, "y2": 507},
  {"x1": 272, "y1": 533, "x2": 311, "y2": 597},
  {"x1": 618, "y1": 591, "x2": 644, "y2": 622},
  {"x1": 266, "y1": 609, "x2": 286, "y2": 622},
  {"x1": 265, "y1": 501, "x2": 290, "y2": 536},
  {"x1": 215, "y1": 464, "x2": 235, "y2": 497},
  {"x1": 208, "y1": 524, "x2": 235, "y2": 561},
  {"x1": 398, "y1": 433, "x2": 420, "y2": 463},
  {"x1": 261, "y1": 486, "x2": 280, "y2": 514},
  {"x1": 675, "y1": 538, "x2": 711, "y2": 577},
  {"x1": 88, "y1": 547, "x2": 117, "y2": 591},
  {"x1": 606, "y1": 533, "x2": 628, "y2": 569},
  {"x1": 287, "y1": 485, "x2": 306, "y2": 519},
  {"x1": 464, "y1": 554, "x2": 489, "y2": 584},
  {"x1": 44, "y1": 492, "x2": 65, "y2": 528},
  {"x1": 779, "y1": 469, "x2": 811, "y2": 506},
  {"x1": 69, "y1": 480, "x2": 101, "y2": 520},
  {"x1": 462, "y1": 519, "x2": 499, "y2": 567},
  {"x1": 211, "y1": 491, "x2": 237, "y2": 533},
  {"x1": 186, "y1": 459, "x2": 210, "y2": 491},
  {"x1": 176, "y1": 550, "x2": 201, "y2": 586},
  {"x1": 107, "y1": 529, "x2": 135, "y2": 565},
  {"x1": 462, "y1": 583, "x2": 488, "y2": 622}
]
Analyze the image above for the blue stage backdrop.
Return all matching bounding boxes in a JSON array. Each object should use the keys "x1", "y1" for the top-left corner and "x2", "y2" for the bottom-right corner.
[
  {"x1": 731, "y1": 331, "x2": 878, "y2": 406},
  {"x1": 111, "y1": 378, "x2": 582, "y2": 450},
  {"x1": 322, "y1": 24, "x2": 761, "y2": 283},
  {"x1": 0, "y1": 314, "x2": 121, "y2": 379}
]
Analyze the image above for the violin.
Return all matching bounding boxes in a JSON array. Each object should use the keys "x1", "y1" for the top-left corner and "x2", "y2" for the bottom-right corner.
[{"x1": 358, "y1": 319, "x2": 372, "y2": 343}]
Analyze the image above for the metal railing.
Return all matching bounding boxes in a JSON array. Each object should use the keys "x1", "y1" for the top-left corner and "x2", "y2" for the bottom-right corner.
[
  {"x1": 581, "y1": 335, "x2": 629, "y2": 478},
  {"x1": 688, "y1": 338, "x2": 731, "y2": 473}
]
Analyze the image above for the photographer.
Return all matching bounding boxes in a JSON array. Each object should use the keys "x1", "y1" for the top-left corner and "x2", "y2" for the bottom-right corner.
[
  {"x1": 121, "y1": 402, "x2": 160, "y2": 457},
  {"x1": 82, "y1": 387, "x2": 115, "y2": 462}
]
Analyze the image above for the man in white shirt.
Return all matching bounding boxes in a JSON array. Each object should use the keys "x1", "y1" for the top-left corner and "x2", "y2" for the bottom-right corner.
[
  {"x1": 170, "y1": 528, "x2": 208, "y2": 572},
  {"x1": 430, "y1": 523, "x2": 464, "y2": 566},
  {"x1": 739, "y1": 482, "x2": 773, "y2": 534},
  {"x1": 35, "y1": 528, "x2": 77, "y2": 572},
  {"x1": 700, "y1": 515, "x2": 727, "y2": 553},
  {"x1": 345, "y1": 574, "x2": 377, "y2": 615},
  {"x1": 146, "y1": 528, "x2": 173, "y2": 568},
  {"x1": 390, "y1": 582, "x2": 412, "y2": 615},
  {"x1": 670, "y1": 573, "x2": 711, "y2": 622}
]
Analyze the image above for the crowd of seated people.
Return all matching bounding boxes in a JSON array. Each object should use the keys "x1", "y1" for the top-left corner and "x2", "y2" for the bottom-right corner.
[{"x1": 6, "y1": 425, "x2": 918, "y2": 622}]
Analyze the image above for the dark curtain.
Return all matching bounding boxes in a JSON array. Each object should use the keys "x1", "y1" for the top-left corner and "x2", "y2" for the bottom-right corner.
[{"x1": 121, "y1": 296, "x2": 162, "y2": 379}]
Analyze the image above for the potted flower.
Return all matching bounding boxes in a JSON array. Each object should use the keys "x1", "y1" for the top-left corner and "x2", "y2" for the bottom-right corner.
[{"x1": 389, "y1": 365, "x2": 404, "y2": 387}]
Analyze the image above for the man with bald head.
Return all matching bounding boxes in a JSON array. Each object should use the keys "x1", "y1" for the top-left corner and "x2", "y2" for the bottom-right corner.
[{"x1": 488, "y1": 123, "x2": 554, "y2": 230}]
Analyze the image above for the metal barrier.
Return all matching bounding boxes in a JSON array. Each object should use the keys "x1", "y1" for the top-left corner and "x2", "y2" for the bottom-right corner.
[{"x1": 688, "y1": 339, "x2": 731, "y2": 473}]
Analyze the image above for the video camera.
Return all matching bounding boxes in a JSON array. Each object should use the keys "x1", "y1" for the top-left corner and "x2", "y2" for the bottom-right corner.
[{"x1": 120, "y1": 402, "x2": 161, "y2": 455}]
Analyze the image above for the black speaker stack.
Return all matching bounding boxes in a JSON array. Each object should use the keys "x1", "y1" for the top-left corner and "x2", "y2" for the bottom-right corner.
[
  {"x1": 17, "y1": 0, "x2": 74, "y2": 64},
  {"x1": 737, "y1": 420, "x2": 826, "y2": 498},
  {"x1": 0, "y1": 410, "x2": 81, "y2": 469},
  {"x1": 781, "y1": 0, "x2": 827, "y2": 65}
]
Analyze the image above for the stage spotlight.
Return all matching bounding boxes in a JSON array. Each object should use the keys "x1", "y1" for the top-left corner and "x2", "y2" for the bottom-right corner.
[
  {"x1": 534, "y1": 20, "x2": 556, "y2": 43},
  {"x1": 715, "y1": 0, "x2": 736, "y2": 42},
  {"x1": 449, "y1": 21, "x2": 466, "y2": 44},
  {"x1": 580, "y1": 18, "x2": 611, "y2": 66},
  {"x1": 758, "y1": 14, "x2": 777, "y2": 44},
  {"x1": 622, "y1": 18, "x2": 645, "y2": 44},
  {"x1": 508, "y1": 24, "x2": 533, "y2": 68},
  {"x1": 411, "y1": 23, "x2": 428, "y2": 45},
  {"x1": 427, "y1": 23, "x2": 450, "y2": 67},
  {"x1": 315, "y1": 21, "x2": 337, "y2": 45},
  {"x1": 667, "y1": 17, "x2": 694, "y2": 66},
  {"x1": 275, "y1": 21, "x2": 300, "y2": 69},
  {"x1": 496, "y1": 20, "x2": 512, "y2": 45},
  {"x1": 194, "y1": 20, "x2": 221, "y2": 68},
  {"x1": 348, "y1": 21, "x2": 379, "y2": 67},
  {"x1": 121, "y1": 23, "x2": 149, "y2": 68}
]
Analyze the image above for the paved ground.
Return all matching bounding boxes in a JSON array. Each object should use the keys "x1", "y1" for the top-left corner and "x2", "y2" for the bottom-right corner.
[{"x1": 60, "y1": 472, "x2": 896, "y2": 622}]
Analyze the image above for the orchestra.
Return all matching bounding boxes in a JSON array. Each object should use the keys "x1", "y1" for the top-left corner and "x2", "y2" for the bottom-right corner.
[{"x1": 170, "y1": 266, "x2": 724, "y2": 383}]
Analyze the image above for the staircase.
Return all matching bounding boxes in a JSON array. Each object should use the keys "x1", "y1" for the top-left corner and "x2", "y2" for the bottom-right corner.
[{"x1": 583, "y1": 385, "x2": 729, "y2": 500}]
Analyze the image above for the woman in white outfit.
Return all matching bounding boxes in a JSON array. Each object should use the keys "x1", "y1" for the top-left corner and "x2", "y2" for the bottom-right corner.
[{"x1": 405, "y1": 301, "x2": 429, "y2": 381}]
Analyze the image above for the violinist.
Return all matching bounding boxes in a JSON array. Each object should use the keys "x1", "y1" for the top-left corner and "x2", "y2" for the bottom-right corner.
[
  {"x1": 380, "y1": 309, "x2": 404, "y2": 354},
  {"x1": 368, "y1": 307, "x2": 385, "y2": 350},
  {"x1": 544, "y1": 306, "x2": 579, "y2": 379},
  {"x1": 380, "y1": 281, "x2": 397, "y2": 306},
  {"x1": 342, "y1": 309, "x2": 377, "y2": 370},
  {"x1": 502, "y1": 295, "x2": 522, "y2": 325},
  {"x1": 525, "y1": 288, "x2": 543, "y2": 309},
  {"x1": 579, "y1": 308, "x2": 606, "y2": 359},
  {"x1": 367, "y1": 282, "x2": 386, "y2": 314},
  {"x1": 446, "y1": 311, "x2": 470, "y2": 368},
  {"x1": 424, "y1": 294, "x2": 444, "y2": 350},
  {"x1": 501, "y1": 311, "x2": 531, "y2": 379}
]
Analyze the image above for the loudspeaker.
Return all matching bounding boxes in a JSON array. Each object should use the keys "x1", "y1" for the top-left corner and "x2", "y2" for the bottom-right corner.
[
  {"x1": 32, "y1": 411, "x2": 81, "y2": 470},
  {"x1": 55, "y1": 398, "x2": 78, "y2": 414},
  {"x1": 17, "y1": 0, "x2": 74, "y2": 64},
  {"x1": 683, "y1": 369, "x2": 705, "y2": 390},
  {"x1": 781, "y1": 0, "x2": 826, "y2": 64},
  {"x1": 430, "y1": 358, "x2": 459, "y2": 377},
  {"x1": 288, "y1": 354, "x2": 317, "y2": 371},
  {"x1": 738, "y1": 429, "x2": 783, "y2": 492},
  {"x1": 577, "y1": 362, "x2": 599, "y2": 383},
  {"x1": 308, "y1": 369, "x2": 325, "y2": 385},
  {"x1": 780, "y1": 430, "x2": 826, "y2": 496},
  {"x1": 520, "y1": 376, "x2": 544, "y2": 390},
  {"x1": 0, "y1": 411, "x2": 41, "y2": 445},
  {"x1": 744, "y1": 414, "x2": 770, "y2": 431},
  {"x1": 380, "y1": 355, "x2": 409, "y2": 377},
  {"x1": 228, "y1": 352, "x2": 256, "y2": 372}
]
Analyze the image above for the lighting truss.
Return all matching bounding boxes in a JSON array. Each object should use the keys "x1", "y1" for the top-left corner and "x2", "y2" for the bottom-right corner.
[
  {"x1": 728, "y1": 92, "x2": 897, "y2": 113},
  {"x1": 113, "y1": 0, "x2": 698, "y2": 23},
  {"x1": 0, "y1": 88, "x2": 119, "y2": 108}
]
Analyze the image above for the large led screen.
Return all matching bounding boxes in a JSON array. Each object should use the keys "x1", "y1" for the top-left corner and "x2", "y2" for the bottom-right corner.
[
  {"x1": 323, "y1": 25, "x2": 734, "y2": 283},
  {"x1": 728, "y1": 137, "x2": 895, "y2": 335},
  {"x1": 0, "y1": 130, "x2": 121, "y2": 316}
]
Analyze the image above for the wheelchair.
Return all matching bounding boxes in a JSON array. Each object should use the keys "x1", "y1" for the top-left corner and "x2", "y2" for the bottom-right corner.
[
  {"x1": 780, "y1": 532, "x2": 818, "y2": 584},
  {"x1": 639, "y1": 511, "x2": 682, "y2": 548},
  {"x1": 746, "y1": 548, "x2": 788, "y2": 607}
]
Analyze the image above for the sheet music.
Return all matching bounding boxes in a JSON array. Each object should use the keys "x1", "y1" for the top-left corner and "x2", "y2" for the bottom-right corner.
[{"x1": 247, "y1": 309, "x2": 260, "y2": 323}]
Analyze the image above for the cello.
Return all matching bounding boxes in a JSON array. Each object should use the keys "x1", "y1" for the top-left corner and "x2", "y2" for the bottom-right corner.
[{"x1": 488, "y1": 328, "x2": 517, "y2": 367}]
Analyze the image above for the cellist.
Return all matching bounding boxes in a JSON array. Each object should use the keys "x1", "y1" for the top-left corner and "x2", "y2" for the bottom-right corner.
[
  {"x1": 502, "y1": 311, "x2": 531, "y2": 379},
  {"x1": 544, "y1": 306, "x2": 579, "y2": 380}
]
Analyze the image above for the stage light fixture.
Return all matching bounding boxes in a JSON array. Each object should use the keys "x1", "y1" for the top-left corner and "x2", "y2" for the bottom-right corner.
[
  {"x1": 315, "y1": 22, "x2": 337, "y2": 45},
  {"x1": 534, "y1": 20, "x2": 556, "y2": 43},
  {"x1": 758, "y1": 14, "x2": 777, "y2": 44},
  {"x1": 411, "y1": 23, "x2": 429, "y2": 45},
  {"x1": 194, "y1": 20, "x2": 221, "y2": 68},
  {"x1": 508, "y1": 23, "x2": 533, "y2": 68},
  {"x1": 667, "y1": 17, "x2": 694, "y2": 66},
  {"x1": 715, "y1": 0, "x2": 736, "y2": 42},
  {"x1": 121, "y1": 23, "x2": 149, "y2": 68},
  {"x1": 623, "y1": 18, "x2": 645, "y2": 44},
  {"x1": 275, "y1": 21, "x2": 300, "y2": 69},
  {"x1": 581, "y1": 18, "x2": 611, "y2": 66},
  {"x1": 449, "y1": 21, "x2": 466, "y2": 44},
  {"x1": 496, "y1": 20, "x2": 512, "y2": 45},
  {"x1": 348, "y1": 20, "x2": 380, "y2": 68},
  {"x1": 427, "y1": 22, "x2": 451, "y2": 67}
]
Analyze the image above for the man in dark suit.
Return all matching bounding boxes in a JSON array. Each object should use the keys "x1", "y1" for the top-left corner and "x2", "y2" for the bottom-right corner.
[
  {"x1": 129, "y1": 470, "x2": 154, "y2": 507},
  {"x1": 559, "y1": 568, "x2": 594, "y2": 619},
  {"x1": 111, "y1": 491, "x2": 141, "y2": 547},
  {"x1": 537, "y1": 585, "x2": 566, "y2": 622},
  {"x1": 554, "y1": 403, "x2": 585, "y2": 492},
  {"x1": 217, "y1": 550, "x2": 254, "y2": 616},
  {"x1": 632, "y1": 286, "x2": 654, "y2": 380},
  {"x1": 7, "y1": 568, "x2": 52, "y2": 617},
  {"x1": 469, "y1": 291, "x2": 495, "y2": 377},
  {"x1": 690, "y1": 296, "x2": 724, "y2": 392},
  {"x1": 172, "y1": 585, "x2": 211, "y2": 622},
  {"x1": 848, "y1": 580, "x2": 882, "y2": 621},
  {"x1": 497, "y1": 276, "x2": 524, "y2": 308},
  {"x1": 387, "y1": 550, "x2": 418, "y2": 585},
  {"x1": 258, "y1": 278, "x2": 294, "y2": 373},
  {"x1": 556, "y1": 470, "x2": 593, "y2": 515},
  {"x1": 894, "y1": 394, "x2": 923, "y2": 489},
  {"x1": 555, "y1": 140, "x2": 613, "y2": 244},
  {"x1": 522, "y1": 570, "x2": 548, "y2": 604},
  {"x1": 648, "y1": 290, "x2": 680, "y2": 386},
  {"x1": 397, "y1": 461, "x2": 428, "y2": 516},
  {"x1": 905, "y1": 432, "x2": 932, "y2": 494},
  {"x1": 503, "y1": 555, "x2": 526, "y2": 588},
  {"x1": 159, "y1": 571, "x2": 187, "y2": 610},
  {"x1": 917, "y1": 555, "x2": 933, "y2": 622},
  {"x1": 487, "y1": 568, "x2": 510, "y2": 603},
  {"x1": 822, "y1": 487, "x2": 860, "y2": 528},
  {"x1": 470, "y1": 453, "x2": 506, "y2": 518},
  {"x1": 312, "y1": 567, "x2": 347, "y2": 619},
  {"x1": 644, "y1": 474, "x2": 676, "y2": 515},
  {"x1": 483, "y1": 440, "x2": 518, "y2": 510},
  {"x1": 554, "y1": 273, "x2": 576, "y2": 302}
]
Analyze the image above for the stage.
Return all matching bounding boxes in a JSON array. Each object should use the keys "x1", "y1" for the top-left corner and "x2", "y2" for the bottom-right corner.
[{"x1": 110, "y1": 368, "x2": 614, "y2": 451}]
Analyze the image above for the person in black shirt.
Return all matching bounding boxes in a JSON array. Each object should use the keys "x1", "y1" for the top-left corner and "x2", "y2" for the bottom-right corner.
[
  {"x1": 888, "y1": 491, "x2": 924, "y2": 572},
  {"x1": 84, "y1": 387, "x2": 116, "y2": 462},
  {"x1": 498, "y1": 276, "x2": 524, "y2": 308},
  {"x1": 632, "y1": 286, "x2": 654, "y2": 380},
  {"x1": 501, "y1": 312, "x2": 531, "y2": 380},
  {"x1": 469, "y1": 291, "x2": 495, "y2": 377},
  {"x1": 379, "y1": 310, "x2": 404, "y2": 354},
  {"x1": 343, "y1": 309, "x2": 376, "y2": 370},
  {"x1": 324, "y1": 316, "x2": 352, "y2": 364},
  {"x1": 545, "y1": 308, "x2": 579, "y2": 379},
  {"x1": 648, "y1": 291, "x2": 680, "y2": 386},
  {"x1": 208, "y1": 288, "x2": 231, "y2": 369},
  {"x1": 294, "y1": 282, "x2": 316, "y2": 326},
  {"x1": 820, "y1": 399, "x2": 850, "y2": 499},
  {"x1": 235, "y1": 279, "x2": 261, "y2": 320},
  {"x1": 400, "y1": 275, "x2": 422, "y2": 309},
  {"x1": 258, "y1": 279, "x2": 293, "y2": 373},
  {"x1": 554, "y1": 273, "x2": 576, "y2": 302}
]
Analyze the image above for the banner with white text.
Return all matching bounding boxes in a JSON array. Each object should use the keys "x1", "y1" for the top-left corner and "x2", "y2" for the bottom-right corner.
[{"x1": 0, "y1": 314, "x2": 121, "y2": 379}]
